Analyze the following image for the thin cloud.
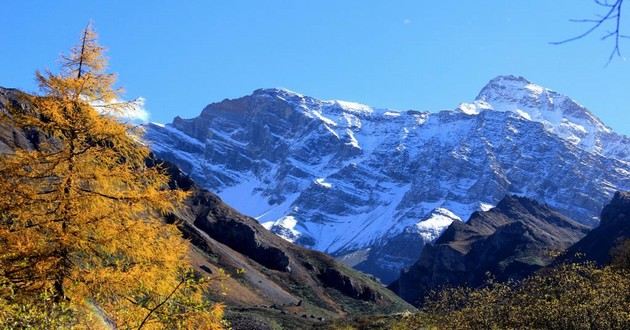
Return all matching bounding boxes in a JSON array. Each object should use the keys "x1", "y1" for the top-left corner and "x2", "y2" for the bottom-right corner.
[{"x1": 92, "y1": 97, "x2": 150, "y2": 123}]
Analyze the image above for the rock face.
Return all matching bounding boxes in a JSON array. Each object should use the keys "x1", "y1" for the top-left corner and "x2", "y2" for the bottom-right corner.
[
  {"x1": 188, "y1": 190, "x2": 291, "y2": 272},
  {"x1": 559, "y1": 191, "x2": 630, "y2": 265},
  {"x1": 390, "y1": 195, "x2": 589, "y2": 306},
  {"x1": 0, "y1": 88, "x2": 42, "y2": 152},
  {"x1": 144, "y1": 76, "x2": 630, "y2": 282}
]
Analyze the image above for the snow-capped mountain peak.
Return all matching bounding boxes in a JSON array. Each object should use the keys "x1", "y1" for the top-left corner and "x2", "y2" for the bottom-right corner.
[
  {"x1": 255, "y1": 87, "x2": 382, "y2": 117},
  {"x1": 457, "y1": 75, "x2": 626, "y2": 160},
  {"x1": 476, "y1": 75, "x2": 609, "y2": 132},
  {"x1": 145, "y1": 76, "x2": 630, "y2": 281},
  {"x1": 253, "y1": 87, "x2": 305, "y2": 99}
]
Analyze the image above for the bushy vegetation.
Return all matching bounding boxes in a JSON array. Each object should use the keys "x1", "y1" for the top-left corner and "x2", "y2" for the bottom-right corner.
[
  {"x1": 392, "y1": 242, "x2": 630, "y2": 330},
  {"x1": 0, "y1": 25, "x2": 225, "y2": 329},
  {"x1": 330, "y1": 242, "x2": 630, "y2": 330}
]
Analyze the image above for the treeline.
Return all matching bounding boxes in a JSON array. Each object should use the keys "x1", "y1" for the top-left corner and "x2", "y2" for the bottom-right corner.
[{"x1": 0, "y1": 25, "x2": 225, "y2": 329}]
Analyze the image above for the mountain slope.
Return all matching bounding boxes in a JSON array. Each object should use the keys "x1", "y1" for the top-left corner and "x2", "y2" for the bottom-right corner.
[
  {"x1": 558, "y1": 191, "x2": 630, "y2": 266},
  {"x1": 390, "y1": 195, "x2": 589, "y2": 306},
  {"x1": 0, "y1": 86, "x2": 414, "y2": 329},
  {"x1": 164, "y1": 164, "x2": 414, "y2": 329},
  {"x1": 145, "y1": 76, "x2": 630, "y2": 282}
]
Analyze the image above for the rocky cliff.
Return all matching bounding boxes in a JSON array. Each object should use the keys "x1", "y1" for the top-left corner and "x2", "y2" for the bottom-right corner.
[{"x1": 145, "y1": 75, "x2": 630, "y2": 282}]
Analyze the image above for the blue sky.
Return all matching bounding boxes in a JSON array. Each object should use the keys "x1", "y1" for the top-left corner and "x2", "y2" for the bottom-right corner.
[{"x1": 1, "y1": 1, "x2": 629, "y2": 134}]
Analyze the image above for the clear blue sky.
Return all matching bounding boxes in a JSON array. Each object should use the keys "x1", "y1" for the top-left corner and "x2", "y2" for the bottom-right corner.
[{"x1": 1, "y1": 1, "x2": 629, "y2": 134}]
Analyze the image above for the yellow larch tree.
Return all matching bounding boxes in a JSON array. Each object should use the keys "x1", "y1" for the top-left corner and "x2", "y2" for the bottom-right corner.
[{"x1": 0, "y1": 24, "x2": 224, "y2": 329}]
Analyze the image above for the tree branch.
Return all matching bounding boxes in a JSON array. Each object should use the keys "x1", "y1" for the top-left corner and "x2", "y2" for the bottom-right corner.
[
  {"x1": 136, "y1": 279, "x2": 185, "y2": 329},
  {"x1": 551, "y1": 0, "x2": 625, "y2": 63}
]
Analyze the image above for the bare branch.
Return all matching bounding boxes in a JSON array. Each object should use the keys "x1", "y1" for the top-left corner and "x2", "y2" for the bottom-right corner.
[{"x1": 551, "y1": 0, "x2": 625, "y2": 63}]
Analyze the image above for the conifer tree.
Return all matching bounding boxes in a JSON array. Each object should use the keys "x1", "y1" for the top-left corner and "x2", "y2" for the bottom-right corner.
[{"x1": 0, "y1": 24, "x2": 224, "y2": 329}]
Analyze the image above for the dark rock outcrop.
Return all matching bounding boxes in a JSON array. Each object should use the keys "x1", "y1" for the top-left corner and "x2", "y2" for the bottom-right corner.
[
  {"x1": 189, "y1": 191, "x2": 291, "y2": 272},
  {"x1": 559, "y1": 191, "x2": 630, "y2": 265},
  {"x1": 390, "y1": 195, "x2": 589, "y2": 306},
  {"x1": 0, "y1": 88, "x2": 41, "y2": 152},
  {"x1": 317, "y1": 266, "x2": 379, "y2": 302}
]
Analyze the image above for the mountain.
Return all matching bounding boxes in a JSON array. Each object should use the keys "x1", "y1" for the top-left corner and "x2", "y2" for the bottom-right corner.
[
  {"x1": 389, "y1": 195, "x2": 589, "y2": 306},
  {"x1": 162, "y1": 162, "x2": 414, "y2": 329},
  {"x1": 0, "y1": 86, "x2": 414, "y2": 330},
  {"x1": 0, "y1": 87, "x2": 40, "y2": 152},
  {"x1": 461, "y1": 76, "x2": 630, "y2": 161},
  {"x1": 145, "y1": 75, "x2": 630, "y2": 282},
  {"x1": 558, "y1": 191, "x2": 630, "y2": 266}
]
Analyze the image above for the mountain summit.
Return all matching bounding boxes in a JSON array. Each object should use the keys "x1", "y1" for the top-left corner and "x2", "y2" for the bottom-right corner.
[
  {"x1": 145, "y1": 76, "x2": 630, "y2": 282},
  {"x1": 459, "y1": 75, "x2": 628, "y2": 161}
]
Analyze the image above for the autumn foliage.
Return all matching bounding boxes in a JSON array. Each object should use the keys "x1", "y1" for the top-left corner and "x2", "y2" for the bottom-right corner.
[
  {"x1": 0, "y1": 25, "x2": 224, "y2": 329},
  {"x1": 393, "y1": 243, "x2": 630, "y2": 330}
]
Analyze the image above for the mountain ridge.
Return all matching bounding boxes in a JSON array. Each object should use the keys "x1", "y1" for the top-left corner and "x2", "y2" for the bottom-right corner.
[
  {"x1": 556, "y1": 191, "x2": 630, "y2": 266},
  {"x1": 145, "y1": 75, "x2": 630, "y2": 281},
  {"x1": 390, "y1": 194, "x2": 590, "y2": 306}
]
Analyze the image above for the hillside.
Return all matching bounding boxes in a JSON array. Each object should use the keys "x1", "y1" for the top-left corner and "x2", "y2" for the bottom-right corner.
[
  {"x1": 0, "y1": 86, "x2": 413, "y2": 330},
  {"x1": 558, "y1": 191, "x2": 630, "y2": 265},
  {"x1": 390, "y1": 195, "x2": 589, "y2": 306}
]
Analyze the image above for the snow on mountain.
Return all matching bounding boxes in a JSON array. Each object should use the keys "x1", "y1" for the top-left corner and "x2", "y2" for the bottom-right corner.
[
  {"x1": 457, "y1": 75, "x2": 629, "y2": 161},
  {"x1": 144, "y1": 76, "x2": 630, "y2": 282},
  {"x1": 412, "y1": 208, "x2": 461, "y2": 242}
]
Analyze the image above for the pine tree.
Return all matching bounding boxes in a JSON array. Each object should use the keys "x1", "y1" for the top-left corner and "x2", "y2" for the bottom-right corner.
[{"x1": 0, "y1": 24, "x2": 224, "y2": 329}]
